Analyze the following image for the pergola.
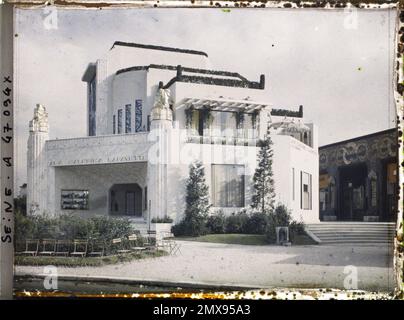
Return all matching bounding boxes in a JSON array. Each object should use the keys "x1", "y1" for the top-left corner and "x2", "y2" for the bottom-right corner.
[{"x1": 176, "y1": 97, "x2": 272, "y2": 113}]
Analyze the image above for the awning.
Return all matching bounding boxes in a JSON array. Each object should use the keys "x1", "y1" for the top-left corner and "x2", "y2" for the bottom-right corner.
[{"x1": 176, "y1": 97, "x2": 271, "y2": 113}]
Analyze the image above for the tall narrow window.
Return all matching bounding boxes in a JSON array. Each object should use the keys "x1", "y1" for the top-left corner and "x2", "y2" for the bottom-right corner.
[
  {"x1": 301, "y1": 171, "x2": 312, "y2": 210},
  {"x1": 144, "y1": 186, "x2": 148, "y2": 210},
  {"x1": 88, "y1": 76, "x2": 96, "y2": 136},
  {"x1": 135, "y1": 99, "x2": 142, "y2": 132},
  {"x1": 113, "y1": 115, "x2": 116, "y2": 134},
  {"x1": 329, "y1": 176, "x2": 336, "y2": 209},
  {"x1": 212, "y1": 164, "x2": 245, "y2": 207},
  {"x1": 125, "y1": 104, "x2": 131, "y2": 133},
  {"x1": 117, "y1": 109, "x2": 123, "y2": 134},
  {"x1": 292, "y1": 168, "x2": 295, "y2": 200}
]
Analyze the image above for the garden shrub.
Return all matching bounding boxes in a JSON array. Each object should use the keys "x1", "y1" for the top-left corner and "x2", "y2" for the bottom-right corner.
[
  {"x1": 265, "y1": 204, "x2": 305, "y2": 243},
  {"x1": 243, "y1": 211, "x2": 269, "y2": 234},
  {"x1": 14, "y1": 212, "x2": 135, "y2": 244},
  {"x1": 206, "y1": 210, "x2": 226, "y2": 234},
  {"x1": 289, "y1": 220, "x2": 306, "y2": 242},
  {"x1": 225, "y1": 210, "x2": 249, "y2": 233},
  {"x1": 172, "y1": 161, "x2": 210, "y2": 237},
  {"x1": 151, "y1": 216, "x2": 173, "y2": 223}
]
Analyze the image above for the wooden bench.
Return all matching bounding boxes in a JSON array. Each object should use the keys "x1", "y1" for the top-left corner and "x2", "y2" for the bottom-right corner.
[
  {"x1": 70, "y1": 239, "x2": 88, "y2": 257},
  {"x1": 18, "y1": 239, "x2": 39, "y2": 256},
  {"x1": 128, "y1": 234, "x2": 146, "y2": 253},
  {"x1": 55, "y1": 240, "x2": 71, "y2": 256},
  {"x1": 88, "y1": 239, "x2": 105, "y2": 257},
  {"x1": 111, "y1": 238, "x2": 131, "y2": 254},
  {"x1": 39, "y1": 239, "x2": 57, "y2": 256}
]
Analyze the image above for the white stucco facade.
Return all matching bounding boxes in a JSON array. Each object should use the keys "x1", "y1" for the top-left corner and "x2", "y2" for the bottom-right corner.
[{"x1": 27, "y1": 42, "x2": 319, "y2": 225}]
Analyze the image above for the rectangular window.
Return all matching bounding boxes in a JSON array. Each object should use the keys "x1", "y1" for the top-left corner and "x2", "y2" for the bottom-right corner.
[
  {"x1": 301, "y1": 171, "x2": 312, "y2": 210},
  {"x1": 292, "y1": 168, "x2": 295, "y2": 200},
  {"x1": 135, "y1": 99, "x2": 142, "y2": 132},
  {"x1": 88, "y1": 76, "x2": 96, "y2": 136},
  {"x1": 117, "y1": 109, "x2": 122, "y2": 134},
  {"x1": 61, "y1": 190, "x2": 89, "y2": 210},
  {"x1": 125, "y1": 104, "x2": 131, "y2": 133},
  {"x1": 144, "y1": 186, "x2": 148, "y2": 210},
  {"x1": 212, "y1": 164, "x2": 245, "y2": 207},
  {"x1": 210, "y1": 111, "x2": 237, "y2": 138},
  {"x1": 113, "y1": 115, "x2": 116, "y2": 134}
]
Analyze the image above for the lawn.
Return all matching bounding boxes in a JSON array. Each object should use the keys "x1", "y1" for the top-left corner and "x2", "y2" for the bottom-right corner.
[
  {"x1": 14, "y1": 250, "x2": 167, "y2": 267},
  {"x1": 178, "y1": 233, "x2": 317, "y2": 246},
  {"x1": 179, "y1": 234, "x2": 268, "y2": 246}
]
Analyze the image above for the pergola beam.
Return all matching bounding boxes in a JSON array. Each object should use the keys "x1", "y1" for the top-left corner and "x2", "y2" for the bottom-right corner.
[{"x1": 177, "y1": 97, "x2": 271, "y2": 113}]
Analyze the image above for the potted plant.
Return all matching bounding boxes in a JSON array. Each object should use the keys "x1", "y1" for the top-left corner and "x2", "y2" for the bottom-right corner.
[{"x1": 150, "y1": 215, "x2": 174, "y2": 237}]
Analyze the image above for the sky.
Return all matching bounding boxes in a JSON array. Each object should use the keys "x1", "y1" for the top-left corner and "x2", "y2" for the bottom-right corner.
[{"x1": 14, "y1": 7, "x2": 397, "y2": 189}]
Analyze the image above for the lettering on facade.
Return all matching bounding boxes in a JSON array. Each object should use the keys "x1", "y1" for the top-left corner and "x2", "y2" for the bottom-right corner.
[{"x1": 48, "y1": 155, "x2": 145, "y2": 166}]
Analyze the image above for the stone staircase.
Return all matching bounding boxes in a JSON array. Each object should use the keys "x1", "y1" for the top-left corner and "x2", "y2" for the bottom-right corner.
[{"x1": 306, "y1": 222, "x2": 396, "y2": 246}]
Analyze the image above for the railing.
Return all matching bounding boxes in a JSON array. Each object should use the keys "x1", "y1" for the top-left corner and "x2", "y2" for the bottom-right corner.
[
  {"x1": 46, "y1": 132, "x2": 149, "y2": 150},
  {"x1": 186, "y1": 135, "x2": 258, "y2": 146}
]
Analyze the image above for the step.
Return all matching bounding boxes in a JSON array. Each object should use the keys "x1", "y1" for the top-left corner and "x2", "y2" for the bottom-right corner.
[
  {"x1": 307, "y1": 224, "x2": 395, "y2": 227},
  {"x1": 307, "y1": 228, "x2": 395, "y2": 233},
  {"x1": 320, "y1": 241, "x2": 393, "y2": 245},
  {"x1": 319, "y1": 238, "x2": 393, "y2": 242},
  {"x1": 310, "y1": 232, "x2": 395, "y2": 236},
  {"x1": 312, "y1": 237, "x2": 393, "y2": 242}
]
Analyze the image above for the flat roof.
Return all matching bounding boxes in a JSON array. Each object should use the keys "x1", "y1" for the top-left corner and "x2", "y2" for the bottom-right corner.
[
  {"x1": 319, "y1": 128, "x2": 397, "y2": 150},
  {"x1": 116, "y1": 64, "x2": 247, "y2": 81},
  {"x1": 110, "y1": 41, "x2": 209, "y2": 57}
]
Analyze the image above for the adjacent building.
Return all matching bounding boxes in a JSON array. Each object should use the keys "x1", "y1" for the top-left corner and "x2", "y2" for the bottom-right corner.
[
  {"x1": 319, "y1": 128, "x2": 398, "y2": 222},
  {"x1": 27, "y1": 42, "x2": 320, "y2": 227}
]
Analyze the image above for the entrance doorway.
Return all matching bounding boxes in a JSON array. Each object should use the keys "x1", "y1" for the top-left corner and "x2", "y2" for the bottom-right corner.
[
  {"x1": 338, "y1": 163, "x2": 367, "y2": 221},
  {"x1": 109, "y1": 183, "x2": 142, "y2": 217},
  {"x1": 382, "y1": 160, "x2": 398, "y2": 221}
]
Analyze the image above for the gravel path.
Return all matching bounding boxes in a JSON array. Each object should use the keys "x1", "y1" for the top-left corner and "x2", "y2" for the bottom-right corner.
[{"x1": 15, "y1": 241, "x2": 395, "y2": 292}]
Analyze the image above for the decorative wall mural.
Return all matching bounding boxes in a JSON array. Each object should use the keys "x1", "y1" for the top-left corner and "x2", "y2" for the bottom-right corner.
[{"x1": 319, "y1": 131, "x2": 397, "y2": 169}]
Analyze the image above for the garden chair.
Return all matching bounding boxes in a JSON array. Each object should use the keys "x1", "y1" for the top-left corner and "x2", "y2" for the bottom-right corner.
[
  {"x1": 88, "y1": 239, "x2": 105, "y2": 257},
  {"x1": 54, "y1": 240, "x2": 71, "y2": 256},
  {"x1": 70, "y1": 239, "x2": 88, "y2": 257},
  {"x1": 18, "y1": 239, "x2": 39, "y2": 256},
  {"x1": 168, "y1": 240, "x2": 181, "y2": 256},
  {"x1": 38, "y1": 239, "x2": 57, "y2": 256},
  {"x1": 111, "y1": 238, "x2": 131, "y2": 254},
  {"x1": 128, "y1": 234, "x2": 146, "y2": 253},
  {"x1": 143, "y1": 230, "x2": 157, "y2": 250}
]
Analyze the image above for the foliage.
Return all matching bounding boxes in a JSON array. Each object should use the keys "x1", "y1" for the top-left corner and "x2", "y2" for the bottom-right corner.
[
  {"x1": 172, "y1": 161, "x2": 211, "y2": 237},
  {"x1": 243, "y1": 211, "x2": 269, "y2": 234},
  {"x1": 206, "y1": 210, "x2": 226, "y2": 234},
  {"x1": 14, "y1": 211, "x2": 135, "y2": 244},
  {"x1": 14, "y1": 250, "x2": 167, "y2": 267},
  {"x1": 265, "y1": 204, "x2": 305, "y2": 243},
  {"x1": 225, "y1": 210, "x2": 249, "y2": 233},
  {"x1": 151, "y1": 216, "x2": 173, "y2": 223},
  {"x1": 251, "y1": 123, "x2": 275, "y2": 214},
  {"x1": 14, "y1": 196, "x2": 27, "y2": 216}
]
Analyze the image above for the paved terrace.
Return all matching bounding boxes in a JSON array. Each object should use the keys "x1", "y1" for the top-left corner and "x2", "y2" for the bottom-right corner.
[{"x1": 15, "y1": 241, "x2": 395, "y2": 292}]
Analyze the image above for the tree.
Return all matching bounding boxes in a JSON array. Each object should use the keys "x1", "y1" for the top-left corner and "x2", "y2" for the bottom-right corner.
[
  {"x1": 172, "y1": 161, "x2": 211, "y2": 237},
  {"x1": 251, "y1": 123, "x2": 275, "y2": 214}
]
